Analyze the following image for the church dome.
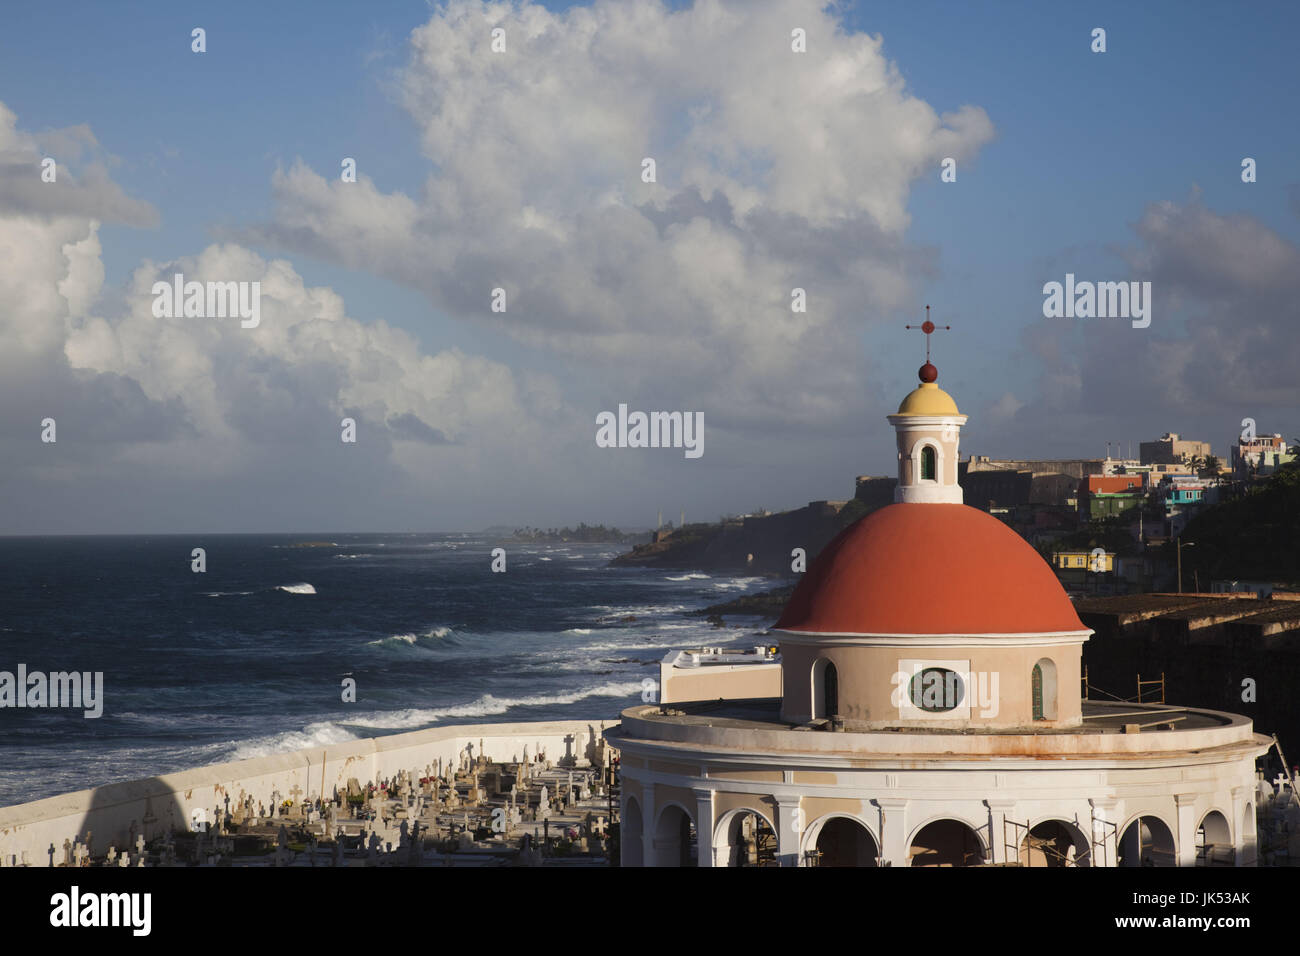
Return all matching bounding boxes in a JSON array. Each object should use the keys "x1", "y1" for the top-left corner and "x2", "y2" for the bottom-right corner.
[
  {"x1": 895, "y1": 381, "x2": 960, "y2": 416},
  {"x1": 775, "y1": 503, "x2": 1088, "y2": 636}
]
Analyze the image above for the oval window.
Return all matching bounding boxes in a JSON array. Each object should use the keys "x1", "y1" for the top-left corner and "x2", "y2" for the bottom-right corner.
[{"x1": 908, "y1": 667, "x2": 964, "y2": 712}]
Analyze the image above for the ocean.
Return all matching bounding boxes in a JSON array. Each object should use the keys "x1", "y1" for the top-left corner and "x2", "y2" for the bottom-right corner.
[{"x1": 0, "y1": 533, "x2": 771, "y2": 808}]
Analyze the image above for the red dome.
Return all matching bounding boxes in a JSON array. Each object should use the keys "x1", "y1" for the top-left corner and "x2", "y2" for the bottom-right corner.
[{"x1": 776, "y1": 504, "x2": 1088, "y2": 635}]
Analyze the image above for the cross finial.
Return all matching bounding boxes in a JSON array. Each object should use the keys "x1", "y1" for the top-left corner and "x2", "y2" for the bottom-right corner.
[{"x1": 905, "y1": 305, "x2": 951, "y2": 365}]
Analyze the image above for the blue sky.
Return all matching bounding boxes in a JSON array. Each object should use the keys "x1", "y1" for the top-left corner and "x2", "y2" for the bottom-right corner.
[{"x1": 1, "y1": 1, "x2": 1296, "y2": 531}]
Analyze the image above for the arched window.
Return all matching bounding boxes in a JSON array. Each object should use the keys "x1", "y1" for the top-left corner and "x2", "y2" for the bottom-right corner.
[
  {"x1": 921, "y1": 445, "x2": 937, "y2": 481},
  {"x1": 1032, "y1": 658, "x2": 1058, "y2": 720},
  {"x1": 812, "y1": 658, "x2": 838, "y2": 720}
]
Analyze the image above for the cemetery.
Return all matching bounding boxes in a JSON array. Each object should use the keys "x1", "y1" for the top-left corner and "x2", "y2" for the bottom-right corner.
[{"x1": 0, "y1": 719, "x2": 619, "y2": 867}]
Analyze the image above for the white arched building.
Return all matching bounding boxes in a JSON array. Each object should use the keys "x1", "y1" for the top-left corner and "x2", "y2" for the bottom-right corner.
[{"x1": 610, "y1": 359, "x2": 1270, "y2": 867}]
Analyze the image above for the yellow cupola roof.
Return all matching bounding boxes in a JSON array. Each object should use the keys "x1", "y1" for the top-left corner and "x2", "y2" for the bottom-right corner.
[{"x1": 896, "y1": 380, "x2": 960, "y2": 416}]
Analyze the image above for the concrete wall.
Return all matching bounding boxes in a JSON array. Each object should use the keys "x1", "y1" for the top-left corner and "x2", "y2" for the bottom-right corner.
[
  {"x1": 0, "y1": 719, "x2": 609, "y2": 867},
  {"x1": 661, "y1": 663, "x2": 782, "y2": 704}
]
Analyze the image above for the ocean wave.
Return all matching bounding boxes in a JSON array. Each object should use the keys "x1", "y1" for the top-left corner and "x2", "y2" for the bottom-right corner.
[
  {"x1": 711, "y1": 577, "x2": 765, "y2": 591},
  {"x1": 276, "y1": 583, "x2": 317, "y2": 594},
  {"x1": 572, "y1": 639, "x2": 674, "y2": 653},
  {"x1": 342, "y1": 680, "x2": 645, "y2": 730},
  {"x1": 203, "y1": 590, "x2": 255, "y2": 597},
  {"x1": 602, "y1": 603, "x2": 690, "y2": 617},
  {"x1": 665, "y1": 573, "x2": 710, "y2": 581},
  {"x1": 365, "y1": 626, "x2": 457, "y2": 652},
  {"x1": 563, "y1": 628, "x2": 593, "y2": 635},
  {"x1": 229, "y1": 721, "x2": 359, "y2": 760}
]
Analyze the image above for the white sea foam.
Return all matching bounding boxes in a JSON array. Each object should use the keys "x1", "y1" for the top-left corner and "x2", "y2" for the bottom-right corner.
[
  {"x1": 341, "y1": 681, "x2": 644, "y2": 730},
  {"x1": 203, "y1": 590, "x2": 255, "y2": 597},
  {"x1": 365, "y1": 626, "x2": 456, "y2": 652},
  {"x1": 229, "y1": 721, "x2": 359, "y2": 760},
  {"x1": 666, "y1": 573, "x2": 710, "y2": 581},
  {"x1": 276, "y1": 583, "x2": 317, "y2": 594},
  {"x1": 712, "y1": 577, "x2": 764, "y2": 591},
  {"x1": 563, "y1": 628, "x2": 593, "y2": 635}
]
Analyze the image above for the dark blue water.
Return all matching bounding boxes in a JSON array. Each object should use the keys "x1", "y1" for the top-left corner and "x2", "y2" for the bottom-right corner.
[{"x1": 0, "y1": 534, "x2": 769, "y2": 807}]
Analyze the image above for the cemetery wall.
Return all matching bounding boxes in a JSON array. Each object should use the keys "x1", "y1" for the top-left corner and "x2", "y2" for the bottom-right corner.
[{"x1": 0, "y1": 718, "x2": 609, "y2": 866}]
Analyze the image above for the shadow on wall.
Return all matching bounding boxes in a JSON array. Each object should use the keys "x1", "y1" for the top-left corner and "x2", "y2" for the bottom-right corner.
[{"x1": 7, "y1": 777, "x2": 189, "y2": 868}]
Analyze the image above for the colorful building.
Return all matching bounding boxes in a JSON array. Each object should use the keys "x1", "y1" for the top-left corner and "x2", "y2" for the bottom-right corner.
[
  {"x1": 1233, "y1": 433, "x2": 1294, "y2": 478},
  {"x1": 1080, "y1": 474, "x2": 1146, "y2": 520}
]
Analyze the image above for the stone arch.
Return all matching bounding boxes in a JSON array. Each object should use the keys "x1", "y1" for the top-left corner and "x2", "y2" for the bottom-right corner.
[
  {"x1": 1196, "y1": 809, "x2": 1234, "y2": 866},
  {"x1": 1019, "y1": 817, "x2": 1091, "y2": 867},
  {"x1": 622, "y1": 795, "x2": 643, "y2": 867},
  {"x1": 1032, "y1": 657, "x2": 1058, "y2": 721},
  {"x1": 908, "y1": 817, "x2": 986, "y2": 867},
  {"x1": 714, "y1": 806, "x2": 779, "y2": 867},
  {"x1": 651, "y1": 802, "x2": 697, "y2": 867},
  {"x1": 1118, "y1": 813, "x2": 1176, "y2": 867},
  {"x1": 803, "y1": 813, "x2": 879, "y2": 867},
  {"x1": 811, "y1": 657, "x2": 838, "y2": 720}
]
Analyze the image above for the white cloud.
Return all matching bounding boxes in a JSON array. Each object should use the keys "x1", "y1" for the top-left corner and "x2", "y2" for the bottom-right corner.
[
  {"x1": 244, "y1": 0, "x2": 994, "y2": 431},
  {"x1": 0, "y1": 102, "x2": 576, "y2": 531}
]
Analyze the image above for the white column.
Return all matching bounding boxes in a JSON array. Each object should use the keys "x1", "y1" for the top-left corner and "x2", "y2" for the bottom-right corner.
[
  {"x1": 986, "y1": 800, "x2": 1017, "y2": 865},
  {"x1": 774, "y1": 797, "x2": 803, "y2": 867},
  {"x1": 1174, "y1": 793, "x2": 1197, "y2": 867},
  {"x1": 640, "y1": 785, "x2": 656, "y2": 868},
  {"x1": 694, "y1": 789, "x2": 715, "y2": 868},
  {"x1": 1231, "y1": 785, "x2": 1254, "y2": 867},
  {"x1": 1089, "y1": 798, "x2": 1119, "y2": 868},
  {"x1": 876, "y1": 798, "x2": 910, "y2": 867}
]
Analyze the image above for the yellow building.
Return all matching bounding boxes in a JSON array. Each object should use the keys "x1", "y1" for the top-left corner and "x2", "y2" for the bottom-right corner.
[{"x1": 1052, "y1": 550, "x2": 1114, "y2": 572}]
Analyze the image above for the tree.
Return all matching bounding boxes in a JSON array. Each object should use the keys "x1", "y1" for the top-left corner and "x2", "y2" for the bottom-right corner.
[{"x1": 1201, "y1": 455, "x2": 1221, "y2": 478}]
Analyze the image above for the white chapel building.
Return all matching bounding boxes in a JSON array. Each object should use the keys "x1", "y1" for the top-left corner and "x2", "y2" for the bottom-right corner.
[{"x1": 611, "y1": 352, "x2": 1270, "y2": 867}]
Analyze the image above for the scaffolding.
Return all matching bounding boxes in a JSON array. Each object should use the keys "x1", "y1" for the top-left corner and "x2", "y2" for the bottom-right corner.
[
  {"x1": 1091, "y1": 817, "x2": 1117, "y2": 867},
  {"x1": 1081, "y1": 670, "x2": 1167, "y2": 706},
  {"x1": 1002, "y1": 818, "x2": 1093, "y2": 867},
  {"x1": 1136, "y1": 672, "x2": 1166, "y2": 704}
]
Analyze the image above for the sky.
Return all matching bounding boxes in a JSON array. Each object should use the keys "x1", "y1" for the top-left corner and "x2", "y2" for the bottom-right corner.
[{"x1": 0, "y1": 0, "x2": 1297, "y2": 533}]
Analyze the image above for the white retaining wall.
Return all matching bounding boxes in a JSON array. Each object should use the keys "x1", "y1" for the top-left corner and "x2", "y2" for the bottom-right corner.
[{"x1": 0, "y1": 719, "x2": 611, "y2": 866}]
